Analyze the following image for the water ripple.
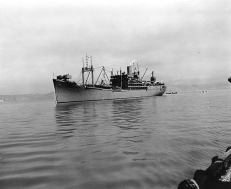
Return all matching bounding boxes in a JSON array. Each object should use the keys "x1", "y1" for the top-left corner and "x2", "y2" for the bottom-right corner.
[{"x1": 0, "y1": 90, "x2": 231, "y2": 188}]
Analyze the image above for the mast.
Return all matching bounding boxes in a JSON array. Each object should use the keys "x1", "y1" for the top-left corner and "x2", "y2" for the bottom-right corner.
[
  {"x1": 82, "y1": 54, "x2": 94, "y2": 86},
  {"x1": 82, "y1": 57, "x2": 84, "y2": 86},
  {"x1": 86, "y1": 54, "x2": 88, "y2": 67},
  {"x1": 120, "y1": 68, "x2": 122, "y2": 88},
  {"x1": 91, "y1": 56, "x2": 94, "y2": 85}
]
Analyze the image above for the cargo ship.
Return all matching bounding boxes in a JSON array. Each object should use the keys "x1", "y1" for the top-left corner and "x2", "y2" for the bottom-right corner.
[{"x1": 53, "y1": 56, "x2": 166, "y2": 103}]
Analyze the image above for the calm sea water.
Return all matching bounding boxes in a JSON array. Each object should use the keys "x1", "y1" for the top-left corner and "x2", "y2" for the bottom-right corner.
[{"x1": 1, "y1": 89, "x2": 231, "y2": 189}]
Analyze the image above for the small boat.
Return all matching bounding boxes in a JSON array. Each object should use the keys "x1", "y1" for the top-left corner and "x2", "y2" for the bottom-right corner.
[{"x1": 166, "y1": 90, "x2": 177, "y2": 94}]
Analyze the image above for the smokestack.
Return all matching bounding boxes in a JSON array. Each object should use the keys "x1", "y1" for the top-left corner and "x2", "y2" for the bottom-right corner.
[{"x1": 127, "y1": 66, "x2": 132, "y2": 77}]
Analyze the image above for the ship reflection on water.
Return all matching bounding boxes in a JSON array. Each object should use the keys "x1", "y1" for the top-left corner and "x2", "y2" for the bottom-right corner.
[
  {"x1": 55, "y1": 97, "x2": 156, "y2": 131},
  {"x1": 55, "y1": 102, "x2": 97, "y2": 138},
  {"x1": 55, "y1": 98, "x2": 151, "y2": 136}
]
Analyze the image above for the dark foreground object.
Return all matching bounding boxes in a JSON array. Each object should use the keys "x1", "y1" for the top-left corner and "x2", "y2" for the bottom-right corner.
[
  {"x1": 228, "y1": 77, "x2": 231, "y2": 83},
  {"x1": 178, "y1": 147, "x2": 231, "y2": 189}
]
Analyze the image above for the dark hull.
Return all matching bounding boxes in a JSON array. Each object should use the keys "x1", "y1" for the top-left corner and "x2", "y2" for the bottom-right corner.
[{"x1": 53, "y1": 79, "x2": 166, "y2": 103}]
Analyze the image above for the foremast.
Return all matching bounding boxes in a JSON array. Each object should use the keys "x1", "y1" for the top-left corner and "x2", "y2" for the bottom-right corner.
[{"x1": 82, "y1": 55, "x2": 94, "y2": 86}]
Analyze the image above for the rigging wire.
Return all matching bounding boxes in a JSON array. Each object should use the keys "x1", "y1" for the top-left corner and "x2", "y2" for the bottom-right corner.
[
  {"x1": 95, "y1": 69, "x2": 103, "y2": 85},
  {"x1": 74, "y1": 71, "x2": 83, "y2": 84},
  {"x1": 85, "y1": 72, "x2": 90, "y2": 84}
]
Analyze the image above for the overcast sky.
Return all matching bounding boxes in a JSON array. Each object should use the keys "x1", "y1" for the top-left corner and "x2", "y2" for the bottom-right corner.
[{"x1": 0, "y1": 0, "x2": 230, "y2": 94}]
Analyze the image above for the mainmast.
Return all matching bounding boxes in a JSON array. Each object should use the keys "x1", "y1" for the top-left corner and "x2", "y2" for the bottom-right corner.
[
  {"x1": 91, "y1": 56, "x2": 94, "y2": 85},
  {"x1": 120, "y1": 68, "x2": 122, "y2": 88},
  {"x1": 82, "y1": 57, "x2": 84, "y2": 86}
]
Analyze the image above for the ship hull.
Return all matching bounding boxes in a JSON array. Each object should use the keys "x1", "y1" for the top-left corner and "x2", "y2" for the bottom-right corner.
[{"x1": 53, "y1": 79, "x2": 166, "y2": 103}]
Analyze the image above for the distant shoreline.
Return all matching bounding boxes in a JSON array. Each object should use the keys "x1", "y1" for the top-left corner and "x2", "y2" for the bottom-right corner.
[
  {"x1": 1, "y1": 88, "x2": 231, "y2": 102},
  {"x1": 0, "y1": 92, "x2": 55, "y2": 102}
]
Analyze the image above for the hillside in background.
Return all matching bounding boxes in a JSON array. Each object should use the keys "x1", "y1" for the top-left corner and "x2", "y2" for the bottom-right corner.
[
  {"x1": 164, "y1": 76, "x2": 231, "y2": 92},
  {"x1": 0, "y1": 92, "x2": 55, "y2": 102},
  {"x1": 165, "y1": 82, "x2": 231, "y2": 93}
]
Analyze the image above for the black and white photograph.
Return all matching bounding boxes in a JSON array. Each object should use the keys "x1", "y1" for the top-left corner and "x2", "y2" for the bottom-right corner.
[{"x1": 0, "y1": 0, "x2": 231, "y2": 188}]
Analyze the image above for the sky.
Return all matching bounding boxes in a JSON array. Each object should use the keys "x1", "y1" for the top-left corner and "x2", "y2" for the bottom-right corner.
[{"x1": 0, "y1": 0, "x2": 231, "y2": 94}]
